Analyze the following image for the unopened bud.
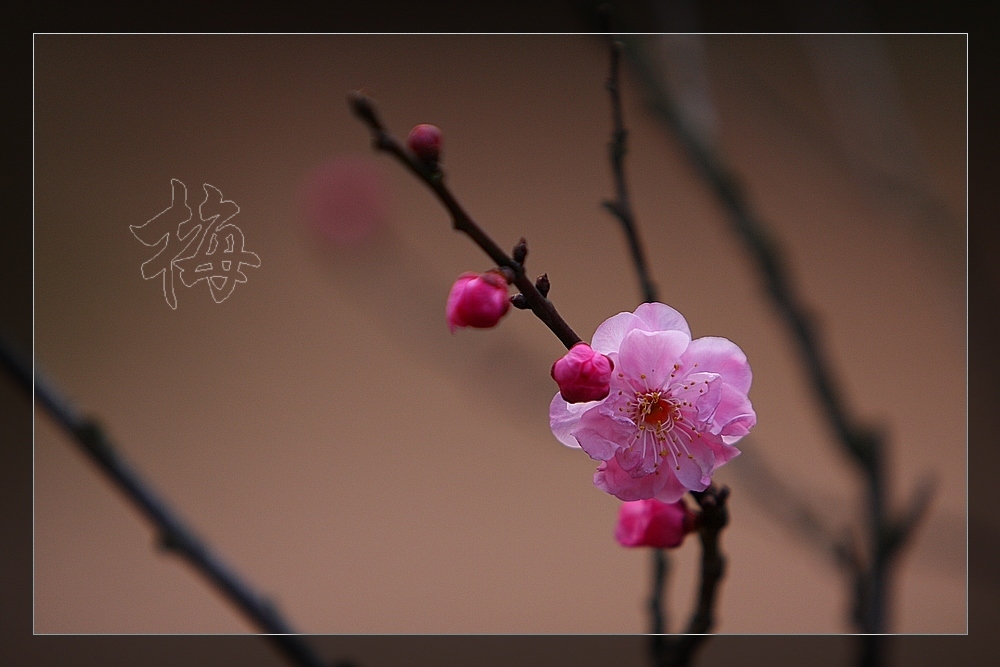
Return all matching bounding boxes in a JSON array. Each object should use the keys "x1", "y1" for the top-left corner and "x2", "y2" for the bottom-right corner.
[
  {"x1": 615, "y1": 499, "x2": 696, "y2": 549},
  {"x1": 512, "y1": 238, "x2": 528, "y2": 265},
  {"x1": 407, "y1": 124, "x2": 442, "y2": 164},
  {"x1": 535, "y1": 273, "x2": 550, "y2": 297},
  {"x1": 510, "y1": 293, "x2": 529, "y2": 310},
  {"x1": 551, "y1": 342, "x2": 613, "y2": 403},
  {"x1": 446, "y1": 271, "x2": 510, "y2": 333}
]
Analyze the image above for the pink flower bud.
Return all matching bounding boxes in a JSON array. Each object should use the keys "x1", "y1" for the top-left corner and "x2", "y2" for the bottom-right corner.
[
  {"x1": 407, "y1": 124, "x2": 442, "y2": 163},
  {"x1": 446, "y1": 271, "x2": 510, "y2": 333},
  {"x1": 551, "y1": 342, "x2": 614, "y2": 403},
  {"x1": 615, "y1": 499, "x2": 696, "y2": 549}
]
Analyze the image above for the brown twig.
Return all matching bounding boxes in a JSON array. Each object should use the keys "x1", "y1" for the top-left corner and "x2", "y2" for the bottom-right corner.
[
  {"x1": 0, "y1": 336, "x2": 328, "y2": 667},
  {"x1": 649, "y1": 548, "x2": 669, "y2": 663},
  {"x1": 603, "y1": 37, "x2": 657, "y2": 305},
  {"x1": 348, "y1": 91, "x2": 582, "y2": 351},
  {"x1": 598, "y1": 29, "x2": 730, "y2": 667},
  {"x1": 684, "y1": 485, "x2": 730, "y2": 637},
  {"x1": 646, "y1": 486, "x2": 729, "y2": 667},
  {"x1": 649, "y1": 549, "x2": 669, "y2": 635}
]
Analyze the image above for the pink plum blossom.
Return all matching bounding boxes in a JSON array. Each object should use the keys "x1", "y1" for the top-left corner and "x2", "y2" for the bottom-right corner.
[
  {"x1": 551, "y1": 342, "x2": 615, "y2": 403},
  {"x1": 550, "y1": 302, "x2": 755, "y2": 502},
  {"x1": 446, "y1": 271, "x2": 510, "y2": 332},
  {"x1": 615, "y1": 499, "x2": 696, "y2": 549}
]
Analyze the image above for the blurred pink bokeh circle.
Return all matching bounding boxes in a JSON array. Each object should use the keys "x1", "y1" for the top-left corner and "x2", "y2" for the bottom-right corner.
[{"x1": 299, "y1": 155, "x2": 390, "y2": 245}]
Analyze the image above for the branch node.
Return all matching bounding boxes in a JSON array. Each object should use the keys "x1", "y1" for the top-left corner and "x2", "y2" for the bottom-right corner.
[
  {"x1": 535, "y1": 273, "x2": 550, "y2": 297},
  {"x1": 601, "y1": 199, "x2": 622, "y2": 219},
  {"x1": 512, "y1": 237, "x2": 528, "y2": 265},
  {"x1": 498, "y1": 266, "x2": 516, "y2": 284},
  {"x1": 347, "y1": 90, "x2": 382, "y2": 130},
  {"x1": 885, "y1": 475, "x2": 937, "y2": 557},
  {"x1": 158, "y1": 529, "x2": 185, "y2": 553},
  {"x1": 510, "y1": 294, "x2": 529, "y2": 310}
]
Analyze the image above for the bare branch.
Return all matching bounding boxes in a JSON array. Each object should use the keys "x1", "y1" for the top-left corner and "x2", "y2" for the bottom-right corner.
[
  {"x1": 595, "y1": 30, "x2": 731, "y2": 666},
  {"x1": 603, "y1": 37, "x2": 658, "y2": 305},
  {"x1": 655, "y1": 485, "x2": 730, "y2": 667},
  {"x1": 1, "y1": 336, "x2": 327, "y2": 667},
  {"x1": 348, "y1": 91, "x2": 582, "y2": 351}
]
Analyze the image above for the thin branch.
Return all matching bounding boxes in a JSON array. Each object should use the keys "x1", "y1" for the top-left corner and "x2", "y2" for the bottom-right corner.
[
  {"x1": 1, "y1": 336, "x2": 327, "y2": 667},
  {"x1": 649, "y1": 485, "x2": 730, "y2": 667},
  {"x1": 348, "y1": 91, "x2": 582, "y2": 351},
  {"x1": 670, "y1": 485, "x2": 729, "y2": 666},
  {"x1": 596, "y1": 29, "x2": 730, "y2": 667},
  {"x1": 886, "y1": 475, "x2": 937, "y2": 557},
  {"x1": 649, "y1": 549, "x2": 669, "y2": 666},
  {"x1": 730, "y1": 441, "x2": 849, "y2": 562},
  {"x1": 649, "y1": 549, "x2": 669, "y2": 635},
  {"x1": 603, "y1": 37, "x2": 657, "y2": 305},
  {"x1": 603, "y1": 50, "x2": 733, "y2": 643}
]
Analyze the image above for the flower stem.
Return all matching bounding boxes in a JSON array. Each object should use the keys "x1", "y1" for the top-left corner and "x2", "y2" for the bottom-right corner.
[{"x1": 650, "y1": 549, "x2": 669, "y2": 634}]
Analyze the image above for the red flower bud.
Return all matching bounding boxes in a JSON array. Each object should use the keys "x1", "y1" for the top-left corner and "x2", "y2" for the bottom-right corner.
[
  {"x1": 615, "y1": 499, "x2": 696, "y2": 549},
  {"x1": 446, "y1": 271, "x2": 510, "y2": 332},
  {"x1": 551, "y1": 343, "x2": 614, "y2": 403},
  {"x1": 407, "y1": 124, "x2": 442, "y2": 163}
]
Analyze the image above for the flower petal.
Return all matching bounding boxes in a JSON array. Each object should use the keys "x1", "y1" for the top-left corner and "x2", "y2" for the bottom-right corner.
[
  {"x1": 672, "y1": 371, "x2": 723, "y2": 423},
  {"x1": 652, "y1": 473, "x2": 688, "y2": 503},
  {"x1": 700, "y1": 430, "x2": 743, "y2": 468},
  {"x1": 549, "y1": 393, "x2": 590, "y2": 448},
  {"x1": 710, "y1": 383, "x2": 756, "y2": 444},
  {"x1": 591, "y1": 311, "x2": 644, "y2": 355},
  {"x1": 594, "y1": 457, "x2": 668, "y2": 501},
  {"x1": 574, "y1": 405, "x2": 631, "y2": 461},
  {"x1": 656, "y1": 424, "x2": 718, "y2": 490},
  {"x1": 634, "y1": 302, "x2": 691, "y2": 338},
  {"x1": 715, "y1": 440, "x2": 743, "y2": 465},
  {"x1": 614, "y1": 431, "x2": 660, "y2": 477},
  {"x1": 681, "y1": 336, "x2": 752, "y2": 393},
  {"x1": 722, "y1": 424, "x2": 754, "y2": 446},
  {"x1": 669, "y1": 438, "x2": 714, "y2": 492},
  {"x1": 618, "y1": 329, "x2": 690, "y2": 390}
]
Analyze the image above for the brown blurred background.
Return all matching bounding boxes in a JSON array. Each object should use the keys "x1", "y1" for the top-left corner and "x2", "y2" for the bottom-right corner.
[{"x1": 25, "y1": 28, "x2": 965, "y2": 645}]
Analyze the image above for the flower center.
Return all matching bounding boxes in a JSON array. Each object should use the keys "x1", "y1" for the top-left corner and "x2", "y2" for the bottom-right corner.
[
  {"x1": 622, "y1": 390, "x2": 699, "y2": 473},
  {"x1": 632, "y1": 391, "x2": 681, "y2": 430}
]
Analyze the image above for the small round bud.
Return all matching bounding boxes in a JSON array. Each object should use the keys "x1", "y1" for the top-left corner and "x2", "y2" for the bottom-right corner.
[
  {"x1": 407, "y1": 124, "x2": 442, "y2": 163},
  {"x1": 615, "y1": 499, "x2": 696, "y2": 549},
  {"x1": 551, "y1": 342, "x2": 614, "y2": 403},
  {"x1": 446, "y1": 271, "x2": 510, "y2": 333}
]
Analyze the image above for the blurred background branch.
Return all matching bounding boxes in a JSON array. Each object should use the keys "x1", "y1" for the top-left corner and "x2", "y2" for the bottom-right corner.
[
  {"x1": 599, "y1": 18, "x2": 730, "y2": 664},
  {"x1": 0, "y1": 335, "x2": 330, "y2": 667}
]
